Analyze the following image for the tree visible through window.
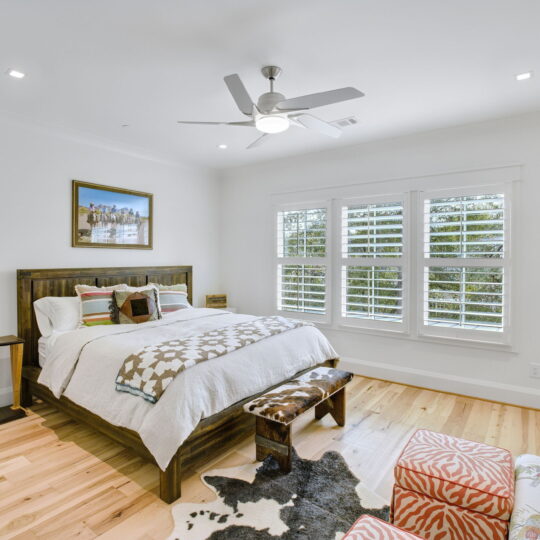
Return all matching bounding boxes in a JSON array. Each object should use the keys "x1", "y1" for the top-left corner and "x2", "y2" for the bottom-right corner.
[
  {"x1": 423, "y1": 194, "x2": 505, "y2": 332},
  {"x1": 341, "y1": 201, "x2": 404, "y2": 324}
]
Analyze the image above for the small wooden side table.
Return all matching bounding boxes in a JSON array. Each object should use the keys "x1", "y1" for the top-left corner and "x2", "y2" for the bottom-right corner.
[{"x1": 0, "y1": 335, "x2": 26, "y2": 425}]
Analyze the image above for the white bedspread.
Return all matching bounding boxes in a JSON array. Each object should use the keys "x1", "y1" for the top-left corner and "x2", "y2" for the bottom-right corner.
[{"x1": 38, "y1": 308, "x2": 337, "y2": 470}]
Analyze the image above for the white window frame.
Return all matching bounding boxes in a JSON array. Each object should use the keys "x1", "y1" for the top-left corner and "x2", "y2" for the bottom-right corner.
[
  {"x1": 275, "y1": 201, "x2": 331, "y2": 323},
  {"x1": 417, "y1": 184, "x2": 512, "y2": 345},
  {"x1": 334, "y1": 194, "x2": 409, "y2": 333}
]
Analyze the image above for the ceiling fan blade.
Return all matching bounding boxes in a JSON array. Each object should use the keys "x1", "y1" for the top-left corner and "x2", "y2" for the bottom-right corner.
[
  {"x1": 294, "y1": 114, "x2": 342, "y2": 138},
  {"x1": 177, "y1": 120, "x2": 254, "y2": 127},
  {"x1": 224, "y1": 74, "x2": 254, "y2": 116},
  {"x1": 246, "y1": 133, "x2": 270, "y2": 149},
  {"x1": 277, "y1": 87, "x2": 364, "y2": 111}
]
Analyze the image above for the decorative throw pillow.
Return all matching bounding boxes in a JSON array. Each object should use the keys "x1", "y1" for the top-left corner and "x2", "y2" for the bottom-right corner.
[
  {"x1": 113, "y1": 288, "x2": 161, "y2": 324},
  {"x1": 149, "y1": 283, "x2": 191, "y2": 314},
  {"x1": 75, "y1": 284, "x2": 128, "y2": 327}
]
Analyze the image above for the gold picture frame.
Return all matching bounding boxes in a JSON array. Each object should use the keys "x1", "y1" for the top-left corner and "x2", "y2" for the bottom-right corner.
[{"x1": 72, "y1": 180, "x2": 153, "y2": 249}]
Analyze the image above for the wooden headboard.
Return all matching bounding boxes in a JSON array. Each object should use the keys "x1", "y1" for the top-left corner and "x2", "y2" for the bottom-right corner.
[{"x1": 17, "y1": 265, "x2": 193, "y2": 368}]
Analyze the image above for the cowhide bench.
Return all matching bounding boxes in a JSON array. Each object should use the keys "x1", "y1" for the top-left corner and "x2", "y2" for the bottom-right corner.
[{"x1": 243, "y1": 366, "x2": 353, "y2": 473}]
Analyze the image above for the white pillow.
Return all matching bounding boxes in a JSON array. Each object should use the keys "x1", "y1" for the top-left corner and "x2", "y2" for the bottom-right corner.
[{"x1": 34, "y1": 296, "x2": 81, "y2": 337}]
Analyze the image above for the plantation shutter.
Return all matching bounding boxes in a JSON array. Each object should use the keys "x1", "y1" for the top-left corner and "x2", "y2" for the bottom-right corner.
[
  {"x1": 340, "y1": 199, "x2": 405, "y2": 329},
  {"x1": 422, "y1": 192, "x2": 507, "y2": 338},
  {"x1": 276, "y1": 207, "x2": 328, "y2": 317}
]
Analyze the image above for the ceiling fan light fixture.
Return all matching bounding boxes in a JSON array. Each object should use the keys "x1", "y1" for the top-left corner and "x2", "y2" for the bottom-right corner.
[
  {"x1": 7, "y1": 68, "x2": 25, "y2": 79},
  {"x1": 255, "y1": 115, "x2": 289, "y2": 134}
]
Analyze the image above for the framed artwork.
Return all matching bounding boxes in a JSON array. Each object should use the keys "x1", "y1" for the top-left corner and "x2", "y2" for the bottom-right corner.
[{"x1": 72, "y1": 180, "x2": 153, "y2": 249}]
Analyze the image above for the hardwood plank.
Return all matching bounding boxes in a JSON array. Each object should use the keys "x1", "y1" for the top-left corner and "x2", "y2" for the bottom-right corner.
[{"x1": 0, "y1": 376, "x2": 539, "y2": 539}]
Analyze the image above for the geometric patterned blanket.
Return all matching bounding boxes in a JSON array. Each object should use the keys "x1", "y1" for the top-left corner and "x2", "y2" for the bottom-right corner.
[{"x1": 115, "y1": 316, "x2": 312, "y2": 403}]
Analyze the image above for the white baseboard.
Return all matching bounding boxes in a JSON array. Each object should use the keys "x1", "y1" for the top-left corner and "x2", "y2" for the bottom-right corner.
[
  {"x1": 339, "y1": 357, "x2": 540, "y2": 410},
  {"x1": 0, "y1": 386, "x2": 13, "y2": 408}
]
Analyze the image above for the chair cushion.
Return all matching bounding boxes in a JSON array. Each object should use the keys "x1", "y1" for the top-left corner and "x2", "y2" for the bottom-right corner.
[
  {"x1": 243, "y1": 367, "x2": 352, "y2": 424},
  {"x1": 343, "y1": 515, "x2": 424, "y2": 539},
  {"x1": 509, "y1": 454, "x2": 540, "y2": 540},
  {"x1": 395, "y1": 429, "x2": 514, "y2": 520}
]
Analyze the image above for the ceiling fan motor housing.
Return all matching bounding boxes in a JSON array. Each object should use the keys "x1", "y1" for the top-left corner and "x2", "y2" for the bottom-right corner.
[{"x1": 257, "y1": 92, "x2": 286, "y2": 114}]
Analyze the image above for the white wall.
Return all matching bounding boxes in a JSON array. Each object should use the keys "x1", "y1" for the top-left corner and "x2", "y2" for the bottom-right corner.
[
  {"x1": 0, "y1": 117, "x2": 221, "y2": 406},
  {"x1": 2, "y1": 112, "x2": 539, "y2": 410},
  {"x1": 219, "y1": 112, "x2": 540, "y2": 408}
]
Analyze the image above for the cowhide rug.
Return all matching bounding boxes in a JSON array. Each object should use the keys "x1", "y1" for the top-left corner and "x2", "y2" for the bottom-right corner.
[{"x1": 168, "y1": 449, "x2": 390, "y2": 540}]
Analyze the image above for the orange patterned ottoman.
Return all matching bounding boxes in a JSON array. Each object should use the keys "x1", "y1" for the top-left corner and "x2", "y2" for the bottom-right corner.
[
  {"x1": 343, "y1": 515, "x2": 424, "y2": 539},
  {"x1": 391, "y1": 429, "x2": 514, "y2": 539}
]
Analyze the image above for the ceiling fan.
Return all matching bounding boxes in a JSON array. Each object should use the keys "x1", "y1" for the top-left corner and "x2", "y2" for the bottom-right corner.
[{"x1": 177, "y1": 66, "x2": 364, "y2": 149}]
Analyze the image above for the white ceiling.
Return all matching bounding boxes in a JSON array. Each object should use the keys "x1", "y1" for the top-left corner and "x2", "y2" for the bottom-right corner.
[{"x1": 1, "y1": 0, "x2": 539, "y2": 168}]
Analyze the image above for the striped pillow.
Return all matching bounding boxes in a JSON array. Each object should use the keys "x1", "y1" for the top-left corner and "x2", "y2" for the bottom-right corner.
[
  {"x1": 149, "y1": 283, "x2": 191, "y2": 314},
  {"x1": 75, "y1": 284, "x2": 127, "y2": 326}
]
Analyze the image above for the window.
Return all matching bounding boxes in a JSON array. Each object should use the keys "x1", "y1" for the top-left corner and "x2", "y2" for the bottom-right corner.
[
  {"x1": 420, "y1": 191, "x2": 508, "y2": 342},
  {"x1": 273, "y1": 181, "x2": 513, "y2": 346},
  {"x1": 276, "y1": 206, "x2": 328, "y2": 318},
  {"x1": 339, "y1": 198, "x2": 406, "y2": 330}
]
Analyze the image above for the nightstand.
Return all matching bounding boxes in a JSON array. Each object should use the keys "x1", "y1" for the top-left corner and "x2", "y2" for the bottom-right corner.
[{"x1": 0, "y1": 335, "x2": 26, "y2": 425}]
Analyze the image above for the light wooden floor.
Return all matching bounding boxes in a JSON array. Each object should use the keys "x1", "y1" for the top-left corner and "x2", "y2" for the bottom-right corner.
[{"x1": 1, "y1": 376, "x2": 539, "y2": 539}]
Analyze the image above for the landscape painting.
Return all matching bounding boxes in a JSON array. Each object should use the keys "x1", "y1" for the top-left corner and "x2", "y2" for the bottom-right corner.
[{"x1": 72, "y1": 180, "x2": 153, "y2": 249}]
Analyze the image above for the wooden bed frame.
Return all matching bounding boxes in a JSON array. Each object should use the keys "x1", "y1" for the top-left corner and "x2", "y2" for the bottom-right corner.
[{"x1": 17, "y1": 265, "x2": 334, "y2": 503}]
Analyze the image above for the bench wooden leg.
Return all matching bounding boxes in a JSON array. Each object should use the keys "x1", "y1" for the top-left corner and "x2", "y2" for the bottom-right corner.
[
  {"x1": 160, "y1": 450, "x2": 181, "y2": 503},
  {"x1": 255, "y1": 416, "x2": 292, "y2": 473},
  {"x1": 315, "y1": 387, "x2": 346, "y2": 427}
]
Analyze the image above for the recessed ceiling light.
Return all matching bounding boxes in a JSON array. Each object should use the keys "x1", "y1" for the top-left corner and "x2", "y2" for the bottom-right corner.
[
  {"x1": 217, "y1": 144, "x2": 228, "y2": 149},
  {"x1": 516, "y1": 71, "x2": 532, "y2": 81},
  {"x1": 7, "y1": 69, "x2": 25, "y2": 79}
]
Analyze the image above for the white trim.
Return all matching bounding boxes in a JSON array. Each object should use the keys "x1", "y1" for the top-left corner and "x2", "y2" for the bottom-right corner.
[
  {"x1": 339, "y1": 356, "x2": 540, "y2": 410},
  {"x1": 269, "y1": 164, "x2": 522, "y2": 198},
  {"x1": 325, "y1": 323, "x2": 514, "y2": 352}
]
